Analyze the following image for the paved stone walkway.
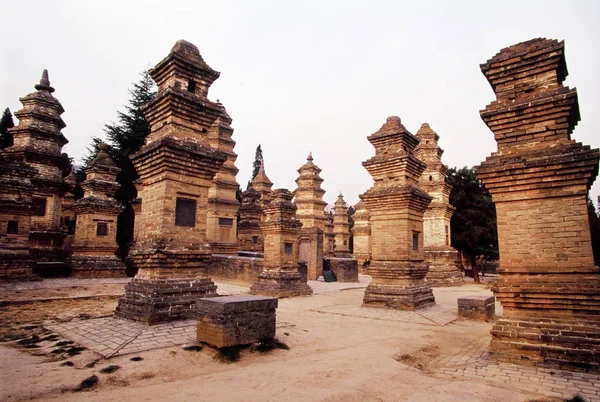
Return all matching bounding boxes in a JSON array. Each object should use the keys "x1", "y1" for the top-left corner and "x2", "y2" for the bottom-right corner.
[{"x1": 435, "y1": 336, "x2": 600, "y2": 402}]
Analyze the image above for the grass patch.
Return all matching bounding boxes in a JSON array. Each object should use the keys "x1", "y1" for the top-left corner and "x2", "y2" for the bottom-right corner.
[
  {"x1": 182, "y1": 345, "x2": 203, "y2": 352},
  {"x1": 40, "y1": 334, "x2": 60, "y2": 342},
  {"x1": 253, "y1": 337, "x2": 290, "y2": 353},
  {"x1": 51, "y1": 348, "x2": 67, "y2": 354},
  {"x1": 99, "y1": 365, "x2": 121, "y2": 374},
  {"x1": 566, "y1": 395, "x2": 586, "y2": 402},
  {"x1": 74, "y1": 375, "x2": 98, "y2": 392},
  {"x1": 54, "y1": 340, "x2": 74, "y2": 347},
  {"x1": 24, "y1": 344, "x2": 41, "y2": 349},
  {"x1": 213, "y1": 346, "x2": 243, "y2": 363},
  {"x1": 130, "y1": 356, "x2": 143, "y2": 362},
  {"x1": 17, "y1": 335, "x2": 40, "y2": 345},
  {"x1": 85, "y1": 359, "x2": 99, "y2": 368},
  {"x1": 65, "y1": 346, "x2": 86, "y2": 356},
  {"x1": 61, "y1": 361, "x2": 75, "y2": 367}
]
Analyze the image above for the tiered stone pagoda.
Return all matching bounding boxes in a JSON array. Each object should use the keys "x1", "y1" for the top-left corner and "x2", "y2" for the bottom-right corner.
[
  {"x1": 206, "y1": 102, "x2": 240, "y2": 254},
  {"x1": 237, "y1": 184, "x2": 263, "y2": 252},
  {"x1": 0, "y1": 154, "x2": 37, "y2": 280},
  {"x1": 324, "y1": 212, "x2": 335, "y2": 256},
  {"x1": 115, "y1": 40, "x2": 228, "y2": 324},
  {"x1": 415, "y1": 123, "x2": 462, "y2": 286},
  {"x1": 70, "y1": 144, "x2": 126, "y2": 277},
  {"x1": 351, "y1": 200, "x2": 371, "y2": 272},
  {"x1": 251, "y1": 161, "x2": 273, "y2": 208},
  {"x1": 294, "y1": 152, "x2": 327, "y2": 280},
  {"x1": 332, "y1": 193, "x2": 351, "y2": 257},
  {"x1": 475, "y1": 38, "x2": 599, "y2": 372},
  {"x1": 250, "y1": 189, "x2": 313, "y2": 298},
  {"x1": 361, "y1": 116, "x2": 434, "y2": 309},
  {"x1": 3, "y1": 70, "x2": 70, "y2": 272}
]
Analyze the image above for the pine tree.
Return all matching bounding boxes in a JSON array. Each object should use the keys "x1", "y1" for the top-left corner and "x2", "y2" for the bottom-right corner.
[
  {"x1": 251, "y1": 144, "x2": 263, "y2": 179},
  {"x1": 447, "y1": 166, "x2": 499, "y2": 283},
  {"x1": 0, "y1": 107, "x2": 15, "y2": 149},
  {"x1": 82, "y1": 71, "x2": 156, "y2": 258}
]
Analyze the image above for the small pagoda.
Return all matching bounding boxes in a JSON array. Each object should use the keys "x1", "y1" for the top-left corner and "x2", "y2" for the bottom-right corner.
[
  {"x1": 70, "y1": 144, "x2": 126, "y2": 277},
  {"x1": 415, "y1": 123, "x2": 462, "y2": 286},
  {"x1": 332, "y1": 193, "x2": 351, "y2": 257},
  {"x1": 361, "y1": 116, "x2": 434, "y2": 309}
]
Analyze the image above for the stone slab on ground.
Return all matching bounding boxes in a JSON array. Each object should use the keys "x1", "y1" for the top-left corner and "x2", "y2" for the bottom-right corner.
[{"x1": 457, "y1": 295, "x2": 495, "y2": 321}]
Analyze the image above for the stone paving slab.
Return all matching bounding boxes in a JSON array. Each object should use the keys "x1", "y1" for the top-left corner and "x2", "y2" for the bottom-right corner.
[
  {"x1": 46, "y1": 317, "x2": 197, "y2": 358},
  {"x1": 435, "y1": 337, "x2": 600, "y2": 402},
  {"x1": 312, "y1": 303, "x2": 458, "y2": 326}
]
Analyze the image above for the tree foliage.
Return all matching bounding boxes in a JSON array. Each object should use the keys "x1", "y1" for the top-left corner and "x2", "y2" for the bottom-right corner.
[
  {"x1": 81, "y1": 71, "x2": 156, "y2": 258},
  {"x1": 0, "y1": 107, "x2": 15, "y2": 149},
  {"x1": 251, "y1": 144, "x2": 263, "y2": 179},
  {"x1": 447, "y1": 166, "x2": 498, "y2": 282}
]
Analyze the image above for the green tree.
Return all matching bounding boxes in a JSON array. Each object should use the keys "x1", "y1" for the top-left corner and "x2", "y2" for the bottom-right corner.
[
  {"x1": 82, "y1": 71, "x2": 156, "y2": 259},
  {"x1": 447, "y1": 166, "x2": 499, "y2": 283},
  {"x1": 251, "y1": 144, "x2": 263, "y2": 179},
  {"x1": 588, "y1": 197, "x2": 600, "y2": 266},
  {"x1": 0, "y1": 107, "x2": 15, "y2": 149}
]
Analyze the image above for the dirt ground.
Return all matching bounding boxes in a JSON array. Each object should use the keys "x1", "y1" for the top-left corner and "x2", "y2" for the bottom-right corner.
[{"x1": 0, "y1": 279, "x2": 565, "y2": 402}]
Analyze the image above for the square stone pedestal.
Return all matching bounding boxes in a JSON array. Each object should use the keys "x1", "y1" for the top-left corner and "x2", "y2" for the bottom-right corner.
[
  {"x1": 458, "y1": 295, "x2": 495, "y2": 321},
  {"x1": 323, "y1": 257, "x2": 359, "y2": 282},
  {"x1": 197, "y1": 295, "x2": 278, "y2": 348}
]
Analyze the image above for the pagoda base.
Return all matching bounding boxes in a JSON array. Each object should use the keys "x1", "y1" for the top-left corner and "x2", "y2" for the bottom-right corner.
[
  {"x1": 363, "y1": 282, "x2": 435, "y2": 310},
  {"x1": 70, "y1": 255, "x2": 127, "y2": 278},
  {"x1": 0, "y1": 253, "x2": 38, "y2": 281},
  {"x1": 115, "y1": 248, "x2": 218, "y2": 325},
  {"x1": 490, "y1": 317, "x2": 600, "y2": 374},
  {"x1": 424, "y1": 249, "x2": 463, "y2": 287},
  {"x1": 250, "y1": 268, "x2": 313, "y2": 298}
]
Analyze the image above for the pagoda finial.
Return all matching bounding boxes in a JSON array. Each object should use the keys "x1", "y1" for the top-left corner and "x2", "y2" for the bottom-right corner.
[
  {"x1": 307, "y1": 152, "x2": 313, "y2": 161},
  {"x1": 34, "y1": 69, "x2": 55, "y2": 93}
]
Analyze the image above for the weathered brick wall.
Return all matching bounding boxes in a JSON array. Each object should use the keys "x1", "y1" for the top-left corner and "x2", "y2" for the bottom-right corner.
[
  {"x1": 208, "y1": 255, "x2": 263, "y2": 283},
  {"x1": 324, "y1": 257, "x2": 359, "y2": 282}
]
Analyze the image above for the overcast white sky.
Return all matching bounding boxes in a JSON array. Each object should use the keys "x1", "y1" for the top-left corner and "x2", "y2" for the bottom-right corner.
[{"x1": 2, "y1": 0, "x2": 599, "y2": 206}]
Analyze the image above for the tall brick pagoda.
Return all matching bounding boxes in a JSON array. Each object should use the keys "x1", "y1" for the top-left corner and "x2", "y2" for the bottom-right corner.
[
  {"x1": 206, "y1": 102, "x2": 240, "y2": 254},
  {"x1": 361, "y1": 116, "x2": 434, "y2": 309},
  {"x1": 294, "y1": 152, "x2": 326, "y2": 279},
  {"x1": 237, "y1": 184, "x2": 263, "y2": 252},
  {"x1": 415, "y1": 123, "x2": 462, "y2": 286},
  {"x1": 351, "y1": 200, "x2": 371, "y2": 272},
  {"x1": 251, "y1": 161, "x2": 273, "y2": 208},
  {"x1": 475, "y1": 38, "x2": 599, "y2": 372},
  {"x1": 70, "y1": 144, "x2": 126, "y2": 277},
  {"x1": 250, "y1": 189, "x2": 313, "y2": 298},
  {"x1": 332, "y1": 193, "x2": 351, "y2": 257},
  {"x1": 3, "y1": 70, "x2": 70, "y2": 271},
  {"x1": 115, "y1": 40, "x2": 227, "y2": 324}
]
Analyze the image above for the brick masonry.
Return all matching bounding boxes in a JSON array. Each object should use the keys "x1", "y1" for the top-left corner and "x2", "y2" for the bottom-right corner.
[
  {"x1": 457, "y1": 295, "x2": 495, "y2": 321},
  {"x1": 196, "y1": 294, "x2": 277, "y2": 348},
  {"x1": 323, "y1": 257, "x2": 359, "y2": 282},
  {"x1": 474, "y1": 38, "x2": 600, "y2": 373}
]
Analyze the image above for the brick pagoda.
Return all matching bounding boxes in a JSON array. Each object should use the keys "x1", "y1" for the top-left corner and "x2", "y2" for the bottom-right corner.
[
  {"x1": 415, "y1": 123, "x2": 462, "y2": 286},
  {"x1": 206, "y1": 102, "x2": 240, "y2": 254},
  {"x1": 70, "y1": 144, "x2": 126, "y2": 277},
  {"x1": 0, "y1": 153, "x2": 37, "y2": 280},
  {"x1": 3, "y1": 70, "x2": 70, "y2": 273},
  {"x1": 237, "y1": 184, "x2": 263, "y2": 252},
  {"x1": 332, "y1": 193, "x2": 351, "y2": 257},
  {"x1": 251, "y1": 161, "x2": 273, "y2": 208},
  {"x1": 351, "y1": 200, "x2": 371, "y2": 272},
  {"x1": 294, "y1": 152, "x2": 326, "y2": 280},
  {"x1": 250, "y1": 189, "x2": 313, "y2": 298},
  {"x1": 361, "y1": 116, "x2": 434, "y2": 309},
  {"x1": 115, "y1": 40, "x2": 227, "y2": 324},
  {"x1": 475, "y1": 38, "x2": 599, "y2": 372}
]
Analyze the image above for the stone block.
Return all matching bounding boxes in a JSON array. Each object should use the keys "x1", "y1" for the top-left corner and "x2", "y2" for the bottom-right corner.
[
  {"x1": 457, "y1": 295, "x2": 495, "y2": 321},
  {"x1": 197, "y1": 294, "x2": 278, "y2": 348},
  {"x1": 323, "y1": 257, "x2": 359, "y2": 282}
]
